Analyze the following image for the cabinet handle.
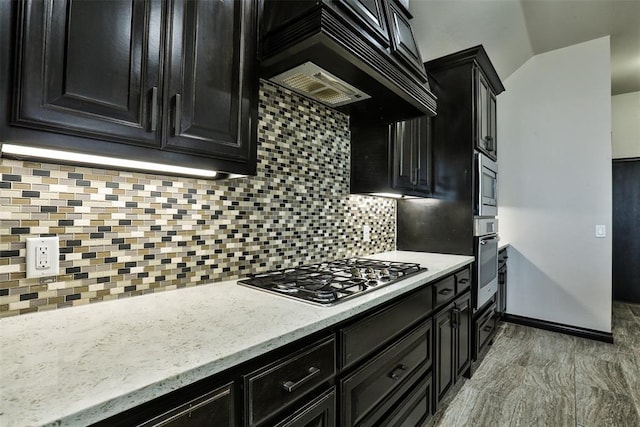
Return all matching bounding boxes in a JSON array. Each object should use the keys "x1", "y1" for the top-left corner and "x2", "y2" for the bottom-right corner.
[
  {"x1": 281, "y1": 366, "x2": 320, "y2": 393},
  {"x1": 438, "y1": 288, "x2": 453, "y2": 296},
  {"x1": 452, "y1": 308, "x2": 460, "y2": 328},
  {"x1": 459, "y1": 279, "x2": 469, "y2": 284},
  {"x1": 486, "y1": 135, "x2": 495, "y2": 151},
  {"x1": 149, "y1": 87, "x2": 158, "y2": 132},
  {"x1": 173, "y1": 93, "x2": 182, "y2": 136},
  {"x1": 483, "y1": 325, "x2": 493, "y2": 332},
  {"x1": 388, "y1": 364, "x2": 408, "y2": 380}
]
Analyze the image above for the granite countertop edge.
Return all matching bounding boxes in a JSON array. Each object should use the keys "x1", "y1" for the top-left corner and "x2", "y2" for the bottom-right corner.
[{"x1": 0, "y1": 251, "x2": 473, "y2": 427}]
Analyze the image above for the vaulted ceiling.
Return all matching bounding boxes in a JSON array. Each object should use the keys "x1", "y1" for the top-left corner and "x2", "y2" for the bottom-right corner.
[{"x1": 410, "y1": 0, "x2": 640, "y2": 95}]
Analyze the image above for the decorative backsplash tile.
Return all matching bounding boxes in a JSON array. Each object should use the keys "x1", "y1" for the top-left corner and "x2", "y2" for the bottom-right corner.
[{"x1": 0, "y1": 81, "x2": 396, "y2": 317}]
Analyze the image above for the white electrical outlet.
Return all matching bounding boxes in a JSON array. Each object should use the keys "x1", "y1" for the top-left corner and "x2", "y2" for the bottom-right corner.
[
  {"x1": 595, "y1": 225, "x2": 606, "y2": 238},
  {"x1": 26, "y1": 236, "x2": 60, "y2": 278},
  {"x1": 363, "y1": 225, "x2": 371, "y2": 242}
]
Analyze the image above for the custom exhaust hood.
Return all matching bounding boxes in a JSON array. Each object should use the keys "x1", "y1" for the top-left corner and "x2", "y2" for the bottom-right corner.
[{"x1": 260, "y1": 0, "x2": 437, "y2": 122}]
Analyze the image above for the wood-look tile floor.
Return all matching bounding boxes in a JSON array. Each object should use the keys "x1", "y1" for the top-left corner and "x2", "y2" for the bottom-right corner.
[{"x1": 425, "y1": 301, "x2": 640, "y2": 427}]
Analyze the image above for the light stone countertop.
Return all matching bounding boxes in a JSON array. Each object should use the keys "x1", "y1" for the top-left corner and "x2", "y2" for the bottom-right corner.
[
  {"x1": 0, "y1": 251, "x2": 473, "y2": 427},
  {"x1": 498, "y1": 241, "x2": 510, "y2": 251}
]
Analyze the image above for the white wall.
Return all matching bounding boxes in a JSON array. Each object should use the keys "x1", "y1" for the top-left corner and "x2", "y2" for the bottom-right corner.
[
  {"x1": 612, "y1": 91, "x2": 640, "y2": 159},
  {"x1": 498, "y1": 37, "x2": 612, "y2": 333}
]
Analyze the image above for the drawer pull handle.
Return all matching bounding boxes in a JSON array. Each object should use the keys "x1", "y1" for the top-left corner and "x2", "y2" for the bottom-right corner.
[
  {"x1": 389, "y1": 364, "x2": 408, "y2": 380},
  {"x1": 483, "y1": 325, "x2": 493, "y2": 332},
  {"x1": 459, "y1": 279, "x2": 469, "y2": 284},
  {"x1": 439, "y1": 288, "x2": 453, "y2": 296},
  {"x1": 281, "y1": 367, "x2": 320, "y2": 393}
]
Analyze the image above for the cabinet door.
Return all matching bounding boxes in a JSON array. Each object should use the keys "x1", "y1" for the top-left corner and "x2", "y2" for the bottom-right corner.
[
  {"x1": 274, "y1": 389, "x2": 336, "y2": 427},
  {"x1": 13, "y1": 0, "x2": 162, "y2": 146},
  {"x1": 164, "y1": 0, "x2": 257, "y2": 163},
  {"x1": 387, "y1": 2, "x2": 426, "y2": 80},
  {"x1": 433, "y1": 307, "x2": 454, "y2": 405},
  {"x1": 391, "y1": 117, "x2": 431, "y2": 195},
  {"x1": 335, "y1": 0, "x2": 390, "y2": 46},
  {"x1": 138, "y1": 382, "x2": 234, "y2": 427},
  {"x1": 475, "y1": 69, "x2": 497, "y2": 160},
  {"x1": 392, "y1": 120, "x2": 416, "y2": 192},
  {"x1": 454, "y1": 292, "x2": 471, "y2": 380}
]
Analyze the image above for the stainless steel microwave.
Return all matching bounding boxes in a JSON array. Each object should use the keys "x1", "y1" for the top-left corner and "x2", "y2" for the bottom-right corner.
[{"x1": 476, "y1": 152, "x2": 498, "y2": 217}]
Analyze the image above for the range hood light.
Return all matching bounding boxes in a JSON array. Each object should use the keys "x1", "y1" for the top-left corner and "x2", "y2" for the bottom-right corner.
[
  {"x1": 0, "y1": 144, "x2": 219, "y2": 178},
  {"x1": 270, "y1": 62, "x2": 371, "y2": 107}
]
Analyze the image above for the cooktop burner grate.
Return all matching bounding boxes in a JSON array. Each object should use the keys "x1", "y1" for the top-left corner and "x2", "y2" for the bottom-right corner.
[{"x1": 238, "y1": 258, "x2": 427, "y2": 306}]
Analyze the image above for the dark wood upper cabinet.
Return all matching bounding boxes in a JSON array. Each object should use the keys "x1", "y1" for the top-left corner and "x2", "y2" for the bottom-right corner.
[
  {"x1": 475, "y1": 68, "x2": 497, "y2": 160},
  {"x1": 392, "y1": 116, "x2": 432, "y2": 196},
  {"x1": 7, "y1": 0, "x2": 258, "y2": 176},
  {"x1": 164, "y1": 0, "x2": 256, "y2": 163},
  {"x1": 13, "y1": 0, "x2": 162, "y2": 146},
  {"x1": 387, "y1": 2, "x2": 426, "y2": 81},
  {"x1": 336, "y1": 0, "x2": 391, "y2": 46}
]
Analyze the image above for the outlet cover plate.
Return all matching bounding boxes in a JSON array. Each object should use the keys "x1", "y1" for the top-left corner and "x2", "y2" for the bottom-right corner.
[{"x1": 26, "y1": 236, "x2": 60, "y2": 278}]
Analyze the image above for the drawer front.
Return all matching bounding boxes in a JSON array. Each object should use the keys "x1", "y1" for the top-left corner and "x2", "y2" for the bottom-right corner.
[
  {"x1": 340, "y1": 285, "x2": 432, "y2": 369},
  {"x1": 245, "y1": 337, "x2": 336, "y2": 427},
  {"x1": 138, "y1": 382, "x2": 234, "y2": 427},
  {"x1": 477, "y1": 304, "x2": 498, "y2": 352},
  {"x1": 455, "y1": 268, "x2": 471, "y2": 293},
  {"x1": 379, "y1": 373, "x2": 432, "y2": 427},
  {"x1": 434, "y1": 275, "x2": 456, "y2": 308},
  {"x1": 341, "y1": 322, "x2": 431, "y2": 427},
  {"x1": 274, "y1": 388, "x2": 336, "y2": 427}
]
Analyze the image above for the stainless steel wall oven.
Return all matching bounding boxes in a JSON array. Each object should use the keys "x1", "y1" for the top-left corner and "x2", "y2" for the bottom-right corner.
[{"x1": 474, "y1": 218, "x2": 498, "y2": 311}]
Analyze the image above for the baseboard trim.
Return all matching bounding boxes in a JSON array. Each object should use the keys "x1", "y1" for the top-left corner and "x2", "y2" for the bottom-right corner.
[{"x1": 502, "y1": 314, "x2": 614, "y2": 343}]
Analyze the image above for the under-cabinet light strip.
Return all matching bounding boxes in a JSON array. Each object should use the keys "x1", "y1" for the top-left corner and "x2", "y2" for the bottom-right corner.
[{"x1": 0, "y1": 143, "x2": 218, "y2": 178}]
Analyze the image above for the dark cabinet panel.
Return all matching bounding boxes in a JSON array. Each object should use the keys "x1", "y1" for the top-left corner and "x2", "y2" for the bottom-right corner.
[
  {"x1": 13, "y1": 0, "x2": 161, "y2": 146},
  {"x1": 138, "y1": 382, "x2": 234, "y2": 427},
  {"x1": 387, "y1": 1, "x2": 426, "y2": 80},
  {"x1": 164, "y1": 0, "x2": 256, "y2": 163},
  {"x1": 274, "y1": 388, "x2": 336, "y2": 427},
  {"x1": 336, "y1": 0, "x2": 390, "y2": 46}
]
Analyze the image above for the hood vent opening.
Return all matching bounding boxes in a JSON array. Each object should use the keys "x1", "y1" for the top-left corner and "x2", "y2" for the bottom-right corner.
[{"x1": 270, "y1": 62, "x2": 371, "y2": 107}]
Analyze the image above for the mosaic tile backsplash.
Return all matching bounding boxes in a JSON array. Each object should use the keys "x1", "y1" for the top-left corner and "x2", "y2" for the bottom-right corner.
[{"x1": 0, "y1": 81, "x2": 396, "y2": 317}]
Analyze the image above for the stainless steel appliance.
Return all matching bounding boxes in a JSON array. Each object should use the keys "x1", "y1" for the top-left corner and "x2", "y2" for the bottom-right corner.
[
  {"x1": 475, "y1": 152, "x2": 498, "y2": 217},
  {"x1": 474, "y1": 218, "x2": 498, "y2": 310},
  {"x1": 238, "y1": 258, "x2": 426, "y2": 306}
]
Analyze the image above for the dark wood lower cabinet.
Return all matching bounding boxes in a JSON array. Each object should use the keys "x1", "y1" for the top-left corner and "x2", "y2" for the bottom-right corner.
[
  {"x1": 89, "y1": 266, "x2": 473, "y2": 427},
  {"x1": 274, "y1": 389, "x2": 336, "y2": 427},
  {"x1": 340, "y1": 321, "x2": 432, "y2": 426},
  {"x1": 138, "y1": 383, "x2": 234, "y2": 427},
  {"x1": 433, "y1": 291, "x2": 471, "y2": 410},
  {"x1": 378, "y1": 374, "x2": 432, "y2": 427}
]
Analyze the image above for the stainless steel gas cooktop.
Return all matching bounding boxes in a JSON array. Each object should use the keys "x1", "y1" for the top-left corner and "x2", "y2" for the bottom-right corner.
[{"x1": 238, "y1": 258, "x2": 427, "y2": 306}]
